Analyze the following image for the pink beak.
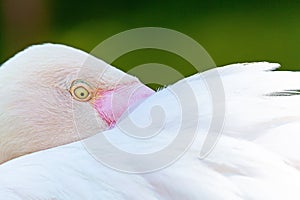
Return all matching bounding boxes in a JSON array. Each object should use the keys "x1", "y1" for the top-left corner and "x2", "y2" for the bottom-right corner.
[{"x1": 93, "y1": 83, "x2": 155, "y2": 128}]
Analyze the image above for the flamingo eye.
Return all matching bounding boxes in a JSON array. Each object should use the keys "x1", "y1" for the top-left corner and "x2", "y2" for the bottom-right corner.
[{"x1": 70, "y1": 80, "x2": 93, "y2": 102}]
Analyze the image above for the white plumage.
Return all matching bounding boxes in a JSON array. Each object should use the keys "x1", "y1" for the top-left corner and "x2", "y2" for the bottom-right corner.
[{"x1": 1, "y1": 59, "x2": 300, "y2": 199}]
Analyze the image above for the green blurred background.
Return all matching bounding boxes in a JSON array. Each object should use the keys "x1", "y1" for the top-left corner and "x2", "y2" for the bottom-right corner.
[{"x1": 1, "y1": 0, "x2": 300, "y2": 77}]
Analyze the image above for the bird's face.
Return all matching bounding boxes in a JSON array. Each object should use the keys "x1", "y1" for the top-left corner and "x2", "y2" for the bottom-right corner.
[{"x1": 0, "y1": 44, "x2": 154, "y2": 163}]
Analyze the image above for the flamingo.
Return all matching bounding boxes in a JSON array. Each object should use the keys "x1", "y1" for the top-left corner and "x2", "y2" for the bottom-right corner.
[{"x1": 0, "y1": 44, "x2": 300, "y2": 200}]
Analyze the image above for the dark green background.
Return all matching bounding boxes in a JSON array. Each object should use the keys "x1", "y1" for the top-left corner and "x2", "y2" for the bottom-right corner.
[{"x1": 1, "y1": 0, "x2": 300, "y2": 76}]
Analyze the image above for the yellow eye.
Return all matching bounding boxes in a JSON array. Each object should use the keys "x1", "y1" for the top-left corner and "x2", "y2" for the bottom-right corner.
[
  {"x1": 70, "y1": 80, "x2": 93, "y2": 102},
  {"x1": 74, "y1": 87, "x2": 89, "y2": 99}
]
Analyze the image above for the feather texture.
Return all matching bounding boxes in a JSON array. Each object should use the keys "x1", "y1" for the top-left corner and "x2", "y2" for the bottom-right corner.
[{"x1": 1, "y1": 62, "x2": 300, "y2": 199}]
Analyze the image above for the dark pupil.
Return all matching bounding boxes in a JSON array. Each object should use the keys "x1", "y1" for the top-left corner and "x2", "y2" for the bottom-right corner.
[{"x1": 80, "y1": 92, "x2": 85, "y2": 97}]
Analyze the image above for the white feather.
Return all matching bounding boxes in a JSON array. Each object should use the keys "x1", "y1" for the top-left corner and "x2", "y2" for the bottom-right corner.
[{"x1": 1, "y1": 62, "x2": 300, "y2": 199}]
